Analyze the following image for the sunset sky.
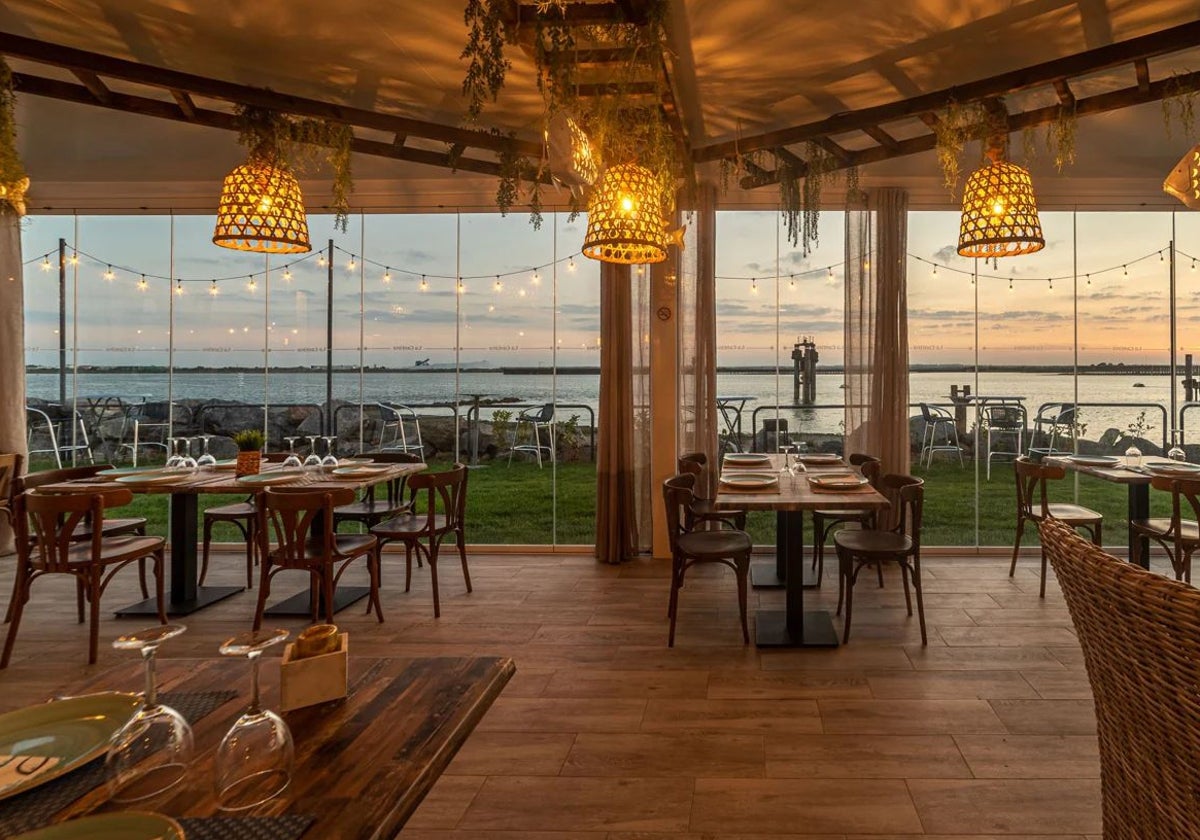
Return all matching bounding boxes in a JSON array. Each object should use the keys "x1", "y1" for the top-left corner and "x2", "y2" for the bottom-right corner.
[{"x1": 20, "y1": 208, "x2": 1200, "y2": 370}]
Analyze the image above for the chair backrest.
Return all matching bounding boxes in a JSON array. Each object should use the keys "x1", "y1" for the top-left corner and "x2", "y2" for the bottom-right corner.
[
  {"x1": 378, "y1": 403, "x2": 422, "y2": 451},
  {"x1": 1013, "y1": 456, "x2": 1064, "y2": 518},
  {"x1": 407, "y1": 464, "x2": 468, "y2": 534},
  {"x1": 1149, "y1": 475, "x2": 1200, "y2": 544},
  {"x1": 877, "y1": 474, "x2": 923, "y2": 550},
  {"x1": 19, "y1": 488, "x2": 133, "y2": 572},
  {"x1": 1040, "y1": 517, "x2": 1200, "y2": 837},
  {"x1": 259, "y1": 486, "x2": 357, "y2": 566},
  {"x1": 662, "y1": 473, "x2": 697, "y2": 552},
  {"x1": 984, "y1": 405, "x2": 1024, "y2": 428},
  {"x1": 358, "y1": 452, "x2": 423, "y2": 505},
  {"x1": 918, "y1": 403, "x2": 946, "y2": 423},
  {"x1": 0, "y1": 453, "x2": 21, "y2": 514},
  {"x1": 848, "y1": 453, "x2": 881, "y2": 486},
  {"x1": 521, "y1": 404, "x2": 555, "y2": 424},
  {"x1": 18, "y1": 464, "x2": 110, "y2": 493}
]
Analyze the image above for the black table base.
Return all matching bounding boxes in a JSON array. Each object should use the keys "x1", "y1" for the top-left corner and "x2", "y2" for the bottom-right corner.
[
  {"x1": 754, "y1": 609, "x2": 840, "y2": 648},
  {"x1": 263, "y1": 584, "x2": 371, "y2": 618},
  {"x1": 116, "y1": 585, "x2": 243, "y2": 618},
  {"x1": 750, "y1": 559, "x2": 819, "y2": 588}
]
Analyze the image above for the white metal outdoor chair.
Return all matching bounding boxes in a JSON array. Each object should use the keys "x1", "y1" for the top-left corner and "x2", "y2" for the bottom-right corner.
[
  {"x1": 377, "y1": 402, "x2": 425, "y2": 456},
  {"x1": 510, "y1": 404, "x2": 555, "y2": 467},
  {"x1": 25, "y1": 405, "x2": 93, "y2": 468}
]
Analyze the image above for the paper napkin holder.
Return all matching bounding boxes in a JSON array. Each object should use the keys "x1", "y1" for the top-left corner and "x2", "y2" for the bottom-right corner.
[{"x1": 280, "y1": 632, "x2": 348, "y2": 711}]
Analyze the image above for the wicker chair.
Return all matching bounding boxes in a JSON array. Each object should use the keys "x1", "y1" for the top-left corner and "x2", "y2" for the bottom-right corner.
[
  {"x1": 1011, "y1": 456, "x2": 1103, "y2": 597},
  {"x1": 676, "y1": 452, "x2": 746, "y2": 531},
  {"x1": 1040, "y1": 517, "x2": 1200, "y2": 838},
  {"x1": 1129, "y1": 474, "x2": 1200, "y2": 583}
]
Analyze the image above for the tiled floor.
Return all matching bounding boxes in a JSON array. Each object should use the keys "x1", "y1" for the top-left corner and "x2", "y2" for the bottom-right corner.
[{"x1": 0, "y1": 543, "x2": 1123, "y2": 839}]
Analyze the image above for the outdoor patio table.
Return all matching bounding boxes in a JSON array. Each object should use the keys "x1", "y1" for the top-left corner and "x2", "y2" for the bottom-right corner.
[
  {"x1": 37, "y1": 461, "x2": 425, "y2": 617},
  {"x1": 714, "y1": 453, "x2": 889, "y2": 647},
  {"x1": 19, "y1": 654, "x2": 514, "y2": 837},
  {"x1": 1043, "y1": 454, "x2": 1169, "y2": 569}
]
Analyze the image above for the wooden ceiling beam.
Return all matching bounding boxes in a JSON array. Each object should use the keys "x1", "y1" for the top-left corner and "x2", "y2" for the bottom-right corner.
[
  {"x1": 861, "y1": 125, "x2": 899, "y2": 151},
  {"x1": 170, "y1": 89, "x2": 197, "y2": 121},
  {"x1": 0, "y1": 31, "x2": 541, "y2": 159},
  {"x1": 1053, "y1": 78, "x2": 1075, "y2": 107},
  {"x1": 811, "y1": 136, "x2": 852, "y2": 163},
  {"x1": 738, "y1": 66, "x2": 1200, "y2": 189},
  {"x1": 11, "y1": 72, "x2": 554, "y2": 183},
  {"x1": 697, "y1": 18, "x2": 1200, "y2": 162},
  {"x1": 512, "y1": 2, "x2": 641, "y2": 26},
  {"x1": 71, "y1": 69, "x2": 110, "y2": 104},
  {"x1": 1135, "y1": 58, "x2": 1151, "y2": 93}
]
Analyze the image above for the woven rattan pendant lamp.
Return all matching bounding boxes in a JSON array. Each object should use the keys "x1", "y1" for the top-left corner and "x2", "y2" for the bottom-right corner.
[
  {"x1": 1164, "y1": 143, "x2": 1200, "y2": 209},
  {"x1": 212, "y1": 157, "x2": 312, "y2": 254},
  {"x1": 582, "y1": 163, "x2": 668, "y2": 264},
  {"x1": 957, "y1": 143, "x2": 1045, "y2": 258}
]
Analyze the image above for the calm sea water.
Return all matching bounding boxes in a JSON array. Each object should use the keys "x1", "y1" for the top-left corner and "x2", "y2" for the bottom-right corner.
[{"x1": 25, "y1": 370, "x2": 1183, "y2": 443}]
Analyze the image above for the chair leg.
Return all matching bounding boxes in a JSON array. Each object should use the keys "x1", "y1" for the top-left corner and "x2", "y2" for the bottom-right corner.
[
  {"x1": 322, "y1": 566, "x2": 336, "y2": 624},
  {"x1": 199, "y1": 516, "x2": 215, "y2": 587},
  {"x1": 1039, "y1": 545, "x2": 1048, "y2": 599},
  {"x1": 1, "y1": 568, "x2": 30, "y2": 668},
  {"x1": 428, "y1": 542, "x2": 442, "y2": 618},
  {"x1": 245, "y1": 520, "x2": 256, "y2": 590},
  {"x1": 76, "y1": 578, "x2": 85, "y2": 624},
  {"x1": 842, "y1": 562, "x2": 855, "y2": 644},
  {"x1": 667, "y1": 559, "x2": 682, "y2": 647},
  {"x1": 137, "y1": 559, "x2": 149, "y2": 599},
  {"x1": 88, "y1": 569, "x2": 102, "y2": 665},
  {"x1": 252, "y1": 564, "x2": 272, "y2": 631},
  {"x1": 876, "y1": 558, "x2": 885, "y2": 588},
  {"x1": 899, "y1": 560, "x2": 912, "y2": 614},
  {"x1": 365, "y1": 546, "x2": 384, "y2": 622},
  {"x1": 457, "y1": 530, "x2": 471, "y2": 593},
  {"x1": 1092, "y1": 520, "x2": 1102, "y2": 548},
  {"x1": 1009, "y1": 518, "x2": 1025, "y2": 577},
  {"x1": 835, "y1": 546, "x2": 847, "y2": 616},
  {"x1": 911, "y1": 558, "x2": 928, "y2": 646},
  {"x1": 404, "y1": 544, "x2": 413, "y2": 593},
  {"x1": 153, "y1": 549, "x2": 167, "y2": 625},
  {"x1": 735, "y1": 557, "x2": 750, "y2": 645}
]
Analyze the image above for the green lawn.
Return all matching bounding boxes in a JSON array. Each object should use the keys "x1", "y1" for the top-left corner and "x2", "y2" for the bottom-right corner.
[{"x1": 27, "y1": 455, "x2": 1163, "y2": 550}]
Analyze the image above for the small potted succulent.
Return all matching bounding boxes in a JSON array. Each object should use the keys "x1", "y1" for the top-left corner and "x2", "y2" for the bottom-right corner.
[{"x1": 232, "y1": 429, "x2": 266, "y2": 476}]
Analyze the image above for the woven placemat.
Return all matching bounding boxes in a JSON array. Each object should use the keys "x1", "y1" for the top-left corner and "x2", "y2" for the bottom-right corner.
[
  {"x1": 0, "y1": 689, "x2": 238, "y2": 837},
  {"x1": 179, "y1": 815, "x2": 314, "y2": 840}
]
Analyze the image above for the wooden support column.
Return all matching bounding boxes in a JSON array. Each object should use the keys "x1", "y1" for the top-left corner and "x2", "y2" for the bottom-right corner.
[{"x1": 0, "y1": 210, "x2": 25, "y2": 553}]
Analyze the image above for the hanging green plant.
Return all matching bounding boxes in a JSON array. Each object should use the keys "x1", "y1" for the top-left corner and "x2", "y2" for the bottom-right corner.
[
  {"x1": 235, "y1": 106, "x2": 355, "y2": 232},
  {"x1": 1162, "y1": 74, "x2": 1198, "y2": 141},
  {"x1": 932, "y1": 101, "x2": 988, "y2": 196},
  {"x1": 1046, "y1": 105, "x2": 1077, "y2": 173},
  {"x1": 0, "y1": 59, "x2": 28, "y2": 217},
  {"x1": 1020, "y1": 125, "x2": 1039, "y2": 166}
]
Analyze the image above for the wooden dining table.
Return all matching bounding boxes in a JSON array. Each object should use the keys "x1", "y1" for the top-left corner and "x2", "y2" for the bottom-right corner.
[
  {"x1": 714, "y1": 453, "x2": 889, "y2": 647},
  {"x1": 26, "y1": 654, "x2": 514, "y2": 839},
  {"x1": 38, "y1": 461, "x2": 425, "y2": 618}
]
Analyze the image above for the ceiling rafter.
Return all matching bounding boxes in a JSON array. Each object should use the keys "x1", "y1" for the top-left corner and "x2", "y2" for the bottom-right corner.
[
  {"x1": 695, "y1": 18, "x2": 1200, "y2": 190},
  {"x1": 0, "y1": 30, "x2": 543, "y2": 168}
]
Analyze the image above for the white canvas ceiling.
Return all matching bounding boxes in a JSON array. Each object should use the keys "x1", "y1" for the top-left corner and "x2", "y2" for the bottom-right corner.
[{"x1": 3, "y1": 0, "x2": 1199, "y2": 212}]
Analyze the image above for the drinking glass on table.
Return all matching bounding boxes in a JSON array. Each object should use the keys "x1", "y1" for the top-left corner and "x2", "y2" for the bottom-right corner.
[
  {"x1": 106, "y1": 624, "x2": 194, "y2": 802},
  {"x1": 1168, "y1": 430, "x2": 1187, "y2": 462},
  {"x1": 321, "y1": 436, "x2": 340, "y2": 470},
  {"x1": 281, "y1": 436, "x2": 303, "y2": 471},
  {"x1": 196, "y1": 435, "x2": 217, "y2": 470},
  {"x1": 302, "y1": 436, "x2": 323, "y2": 471},
  {"x1": 214, "y1": 629, "x2": 293, "y2": 810}
]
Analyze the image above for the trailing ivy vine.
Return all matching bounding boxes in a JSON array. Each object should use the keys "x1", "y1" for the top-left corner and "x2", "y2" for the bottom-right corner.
[{"x1": 0, "y1": 59, "x2": 28, "y2": 216}]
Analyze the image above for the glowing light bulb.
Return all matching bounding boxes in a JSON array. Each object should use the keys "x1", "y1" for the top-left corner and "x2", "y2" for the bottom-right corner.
[
  {"x1": 138, "y1": 275, "x2": 148, "y2": 292},
  {"x1": 383, "y1": 268, "x2": 392, "y2": 284},
  {"x1": 209, "y1": 280, "x2": 219, "y2": 296},
  {"x1": 932, "y1": 265, "x2": 938, "y2": 278},
  {"x1": 347, "y1": 256, "x2": 356, "y2": 270},
  {"x1": 493, "y1": 277, "x2": 503, "y2": 293},
  {"x1": 620, "y1": 196, "x2": 634, "y2": 212},
  {"x1": 1123, "y1": 265, "x2": 1128, "y2": 276},
  {"x1": 567, "y1": 257, "x2": 576, "y2": 272},
  {"x1": 531, "y1": 271, "x2": 541, "y2": 285},
  {"x1": 789, "y1": 278, "x2": 795, "y2": 290},
  {"x1": 1086, "y1": 274, "x2": 1091, "y2": 286},
  {"x1": 69, "y1": 252, "x2": 78, "y2": 266},
  {"x1": 103, "y1": 265, "x2": 115, "y2": 281},
  {"x1": 751, "y1": 278, "x2": 758, "y2": 294},
  {"x1": 488, "y1": 304, "x2": 496, "y2": 313},
  {"x1": 827, "y1": 267, "x2": 833, "y2": 278},
  {"x1": 247, "y1": 276, "x2": 257, "y2": 292},
  {"x1": 1008, "y1": 277, "x2": 1013, "y2": 292},
  {"x1": 419, "y1": 275, "x2": 428, "y2": 291},
  {"x1": 991, "y1": 200, "x2": 1005, "y2": 215},
  {"x1": 258, "y1": 196, "x2": 272, "y2": 213},
  {"x1": 40, "y1": 257, "x2": 50, "y2": 272},
  {"x1": 457, "y1": 279, "x2": 464, "y2": 294},
  {"x1": 1192, "y1": 259, "x2": 1197, "y2": 272},
  {"x1": 518, "y1": 288, "x2": 527, "y2": 298},
  {"x1": 282, "y1": 268, "x2": 292, "y2": 281},
  {"x1": 175, "y1": 279, "x2": 184, "y2": 295},
  {"x1": 1161, "y1": 251, "x2": 1165, "y2": 262},
  {"x1": 1048, "y1": 278, "x2": 1054, "y2": 292}
]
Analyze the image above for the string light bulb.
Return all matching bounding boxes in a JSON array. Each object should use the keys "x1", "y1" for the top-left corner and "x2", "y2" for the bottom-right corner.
[
  {"x1": 1161, "y1": 251, "x2": 1165, "y2": 262},
  {"x1": 347, "y1": 255, "x2": 356, "y2": 271},
  {"x1": 69, "y1": 252, "x2": 78, "y2": 266},
  {"x1": 518, "y1": 288, "x2": 527, "y2": 298},
  {"x1": 789, "y1": 277, "x2": 796, "y2": 290},
  {"x1": 138, "y1": 274, "x2": 148, "y2": 292},
  {"x1": 383, "y1": 268, "x2": 392, "y2": 284},
  {"x1": 40, "y1": 256, "x2": 50, "y2": 272},
  {"x1": 317, "y1": 254, "x2": 326, "y2": 267},
  {"x1": 1048, "y1": 278, "x2": 1054, "y2": 292},
  {"x1": 827, "y1": 267, "x2": 833, "y2": 279},
  {"x1": 103, "y1": 265, "x2": 115, "y2": 281},
  {"x1": 1008, "y1": 276, "x2": 1014, "y2": 292},
  {"x1": 1192, "y1": 258, "x2": 1196, "y2": 272},
  {"x1": 209, "y1": 280, "x2": 219, "y2": 296},
  {"x1": 1123, "y1": 265, "x2": 1128, "y2": 276},
  {"x1": 1086, "y1": 274, "x2": 1092, "y2": 286},
  {"x1": 493, "y1": 277, "x2": 503, "y2": 293},
  {"x1": 175, "y1": 279, "x2": 184, "y2": 295},
  {"x1": 419, "y1": 275, "x2": 428, "y2": 292},
  {"x1": 932, "y1": 264, "x2": 939, "y2": 278},
  {"x1": 457, "y1": 278, "x2": 464, "y2": 294},
  {"x1": 247, "y1": 275, "x2": 257, "y2": 292},
  {"x1": 751, "y1": 277, "x2": 758, "y2": 294},
  {"x1": 531, "y1": 270, "x2": 541, "y2": 285},
  {"x1": 567, "y1": 257, "x2": 576, "y2": 272},
  {"x1": 282, "y1": 268, "x2": 292, "y2": 281}
]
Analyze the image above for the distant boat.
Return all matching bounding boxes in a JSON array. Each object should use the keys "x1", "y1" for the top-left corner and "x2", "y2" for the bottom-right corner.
[
  {"x1": 414, "y1": 358, "x2": 431, "y2": 367},
  {"x1": 1133, "y1": 382, "x2": 1145, "y2": 388}
]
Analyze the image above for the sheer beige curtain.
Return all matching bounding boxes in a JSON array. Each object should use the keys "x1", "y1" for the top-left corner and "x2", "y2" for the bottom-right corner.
[
  {"x1": 844, "y1": 187, "x2": 910, "y2": 478},
  {"x1": 677, "y1": 183, "x2": 719, "y2": 495},
  {"x1": 596, "y1": 261, "x2": 651, "y2": 564},
  {"x1": 0, "y1": 213, "x2": 23, "y2": 553}
]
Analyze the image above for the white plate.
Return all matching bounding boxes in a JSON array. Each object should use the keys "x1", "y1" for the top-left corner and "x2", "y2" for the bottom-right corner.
[
  {"x1": 0, "y1": 692, "x2": 140, "y2": 801},
  {"x1": 113, "y1": 472, "x2": 178, "y2": 486},
  {"x1": 331, "y1": 465, "x2": 390, "y2": 477},
  {"x1": 1066, "y1": 455, "x2": 1122, "y2": 467},
  {"x1": 723, "y1": 453, "x2": 771, "y2": 466},
  {"x1": 236, "y1": 472, "x2": 307, "y2": 487},
  {"x1": 808, "y1": 473, "x2": 870, "y2": 489},
  {"x1": 338, "y1": 457, "x2": 374, "y2": 466},
  {"x1": 719, "y1": 472, "x2": 779, "y2": 489},
  {"x1": 12, "y1": 811, "x2": 185, "y2": 840},
  {"x1": 797, "y1": 453, "x2": 842, "y2": 464},
  {"x1": 1145, "y1": 462, "x2": 1200, "y2": 476}
]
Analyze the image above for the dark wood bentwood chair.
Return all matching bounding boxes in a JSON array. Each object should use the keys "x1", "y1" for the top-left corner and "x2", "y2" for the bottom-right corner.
[
  {"x1": 253, "y1": 486, "x2": 383, "y2": 630},
  {"x1": 10, "y1": 464, "x2": 150, "y2": 622},
  {"x1": 1011, "y1": 456, "x2": 1103, "y2": 597},
  {"x1": 0, "y1": 453, "x2": 21, "y2": 528},
  {"x1": 834, "y1": 474, "x2": 926, "y2": 645},
  {"x1": 199, "y1": 451, "x2": 292, "y2": 591},
  {"x1": 371, "y1": 465, "x2": 469, "y2": 618},
  {"x1": 333, "y1": 451, "x2": 420, "y2": 532},
  {"x1": 1041, "y1": 517, "x2": 1200, "y2": 838},
  {"x1": 3, "y1": 488, "x2": 166, "y2": 667},
  {"x1": 677, "y1": 452, "x2": 746, "y2": 531},
  {"x1": 1130, "y1": 474, "x2": 1200, "y2": 582},
  {"x1": 811, "y1": 453, "x2": 882, "y2": 585},
  {"x1": 663, "y1": 473, "x2": 752, "y2": 647}
]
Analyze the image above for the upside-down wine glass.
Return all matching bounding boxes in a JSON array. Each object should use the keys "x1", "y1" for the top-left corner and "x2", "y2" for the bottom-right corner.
[
  {"x1": 105, "y1": 624, "x2": 194, "y2": 802},
  {"x1": 321, "y1": 436, "x2": 339, "y2": 470},
  {"x1": 214, "y1": 629, "x2": 293, "y2": 810},
  {"x1": 196, "y1": 435, "x2": 217, "y2": 470},
  {"x1": 302, "y1": 435, "x2": 323, "y2": 471},
  {"x1": 281, "y1": 436, "x2": 302, "y2": 471},
  {"x1": 1168, "y1": 429, "x2": 1187, "y2": 462},
  {"x1": 164, "y1": 438, "x2": 184, "y2": 470}
]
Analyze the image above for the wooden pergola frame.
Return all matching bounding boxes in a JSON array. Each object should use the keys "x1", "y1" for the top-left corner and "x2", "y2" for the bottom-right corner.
[{"x1": 0, "y1": 14, "x2": 1199, "y2": 192}]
